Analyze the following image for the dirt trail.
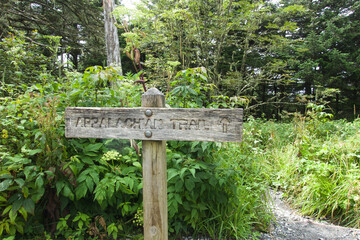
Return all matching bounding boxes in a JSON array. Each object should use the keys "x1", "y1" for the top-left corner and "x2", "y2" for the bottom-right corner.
[{"x1": 260, "y1": 190, "x2": 360, "y2": 240}]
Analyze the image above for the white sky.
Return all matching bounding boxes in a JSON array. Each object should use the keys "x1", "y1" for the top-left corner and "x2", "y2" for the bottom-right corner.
[
  {"x1": 122, "y1": 0, "x2": 281, "y2": 9},
  {"x1": 121, "y1": 0, "x2": 139, "y2": 9}
]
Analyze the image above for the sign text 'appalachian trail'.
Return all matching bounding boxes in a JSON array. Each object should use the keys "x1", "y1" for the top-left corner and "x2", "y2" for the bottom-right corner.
[{"x1": 65, "y1": 107, "x2": 243, "y2": 142}]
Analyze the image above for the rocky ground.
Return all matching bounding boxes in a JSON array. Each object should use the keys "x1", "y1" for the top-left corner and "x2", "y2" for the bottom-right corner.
[{"x1": 260, "y1": 190, "x2": 360, "y2": 240}]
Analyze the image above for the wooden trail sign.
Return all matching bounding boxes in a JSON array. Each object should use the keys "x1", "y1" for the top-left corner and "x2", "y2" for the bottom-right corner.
[
  {"x1": 65, "y1": 107, "x2": 242, "y2": 142},
  {"x1": 65, "y1": 88, "x2": 243, "y2": 240}
]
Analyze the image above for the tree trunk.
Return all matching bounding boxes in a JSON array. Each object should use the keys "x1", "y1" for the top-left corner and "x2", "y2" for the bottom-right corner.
[
  {"x1": 103, "y1": 0, "x2": 122, "y2": 75},
  {"x1": 304, "y1": 78, "x2": 312, "y2": 96}
]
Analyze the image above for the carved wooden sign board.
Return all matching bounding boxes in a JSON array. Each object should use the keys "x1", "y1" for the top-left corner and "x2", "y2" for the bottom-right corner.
[
  {"x1": 65, "y1": 107, "x2": 243, "y2": 142},
  {"x1": 65, "y1": 88, "x2": 243, "y2": 240}
]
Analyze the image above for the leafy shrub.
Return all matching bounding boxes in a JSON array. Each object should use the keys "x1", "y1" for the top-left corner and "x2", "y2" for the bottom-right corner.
[
  {"x1": 168, "y1": 67, "x2": 215, "y2": 108},
  {"x1": 165, "y1": 140, "x2": 270, "y2": 239},
  {"x1": 63, "y1": 66, "x2": 142, "y2": 108},
  {"x1": 1, "y1": 62, "x2": 272, "y2": 239},
  {"x1": 254, "y1": 107, "x2": 360, "y2": 228},
  {"x1": 0, "y1": 30, "x2": 56, "y2": 97}
]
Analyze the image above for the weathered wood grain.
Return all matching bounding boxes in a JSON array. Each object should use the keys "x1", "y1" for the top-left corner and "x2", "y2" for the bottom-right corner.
[
  {"x1": 65, "y1": 107, "x2": 243, "y2": 142},
  {"x1": 141, "y1": 88, "x2": 168, "y2": 240}
]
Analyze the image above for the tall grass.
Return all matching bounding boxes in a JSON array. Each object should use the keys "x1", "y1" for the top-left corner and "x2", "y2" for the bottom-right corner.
[{"x1": 246, "y1": 112, "x2": 360, "y2": 228}]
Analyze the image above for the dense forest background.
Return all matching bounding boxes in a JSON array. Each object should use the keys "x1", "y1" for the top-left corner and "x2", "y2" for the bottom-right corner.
[{"x1": 1, "y1": 0, "x2": 359, "y2": 119}]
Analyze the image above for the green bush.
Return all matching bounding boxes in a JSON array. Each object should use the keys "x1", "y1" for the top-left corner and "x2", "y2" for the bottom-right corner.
[
  {"x1": 0, "y1": 63, "x2": 271, "y2": 239},
  {"x1": 166, "y1": 141, "x2": 270, "y2": 239},
  {"x1": 0, "y1": 30, "x2": 54, "y2": 97},
  {"x1": 251, "y1": 107, "x2": 360, "y2": 228}
]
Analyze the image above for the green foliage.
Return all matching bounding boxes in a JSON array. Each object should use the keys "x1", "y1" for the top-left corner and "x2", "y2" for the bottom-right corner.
[
  {"x1": 0, "y1": 82, "x2": 66, "y2": 237},
  {"x1": 0, "y1": 53, "x2": 145, "y2": 238},
  {"x1": 0, "y1": 30, "x2": 51, "y2": 97},
  {"x1": 1, "y1": 0, "x2": 106, "y2": 71},
  {"x1": 0, "y1": 87, "x2": 66, "y2": 168},
  {"x1": 166, "y1": 140, "x2": 271, "y2": 238},
  {"x1": 0, "y1": 58, "x2": 272, "y2": 239},
  {"x1": 65, "y1": 67, "x2": 143, "y2": 107},
  {"x1": 168, "y1": 67, "x2": 215, "y2": 108},
  {"x1": 248, "y1": 109, "x2": 360, "y2": 228},
  {"x1": 0, "y1": 154, "x2": 49, "y2": 237},
  {"x1": 1, "y1": 0, "x2": 360, "y2": 238}
]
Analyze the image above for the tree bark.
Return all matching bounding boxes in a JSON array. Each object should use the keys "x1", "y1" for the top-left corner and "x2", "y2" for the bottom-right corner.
[{"x1": 103, "y1": 0, "x2": 122, "y2": 74}]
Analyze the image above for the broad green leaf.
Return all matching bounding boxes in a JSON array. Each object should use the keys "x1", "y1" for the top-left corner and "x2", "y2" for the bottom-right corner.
[
  {"x1": 0, "y1": 173, "x2": 13, "y2": 179},
  {"x1": 18, "y1": 207, "x2": 27, "y2": 221},
  {"x1": 191, "y1": 208, "x2": 198, "y2": 219},
  {"x1": 116, "y1": 182, "x2": 134, "y2": 195},
  {"x1": 7, "y1": 155, "x2": 31, "y2": 165},
  {"x1": 34, "y1": 131, "x2": 42, "y2": 140},
  {"x1": 69, "y1": 164, "x2": 78, "y2": 176},
  {"x1": 23, "y1": 166, "x2": 35, "y2": 180},
  {"x1": 209, "y1": 177, "x2": 217, "y2": 187},
  {"x1": 167, "y1": 168, "x2": 179, "y2": 181},
  {"x1": 185, "y1": 179, "x2": 195, "y2": 191},
  {"x1": 56, "y1": 181, "x2": 66, "y2": 195},
  {"x1": 174, "y1": 194, "x2": 182, "y2": 204},
  {"x1": 0, "y1": 179, "x2": 13, "y2": 192},
  {"x1": 189, "y1": 168, "x2": 196, "y2": 178},
  {"x1": 35, "y1": 175, "x2": 44, "y2": 189},
  {"x1": 85, "y1": 152, "x2": 98, "y2": 157},
  {"x1": 81, "y1": 157, "x2": 93, "y2": 165},
  {"x1": 133, "y1": 162, "x2": 142, "y2": 168},
  {"x1": 94, "y1": 188, "x2": 106, "y2": 205},
  {"x1": 77, "y1": 172, "x2": 88, "y2": 183},
  {"x1": 85, "y1": 177, "x2": 94, "y2": 192},
  {"x1": 89, "y1": 170, "x2": 99, "y2": 184},
  {"x1": 190, "y1": 141, "x2": 200, "y2": 151},
  {"x1": 62, "y1": 185, "x2": 74, "y2": 200},
  {"x1": 22, "y1": 186, "x2": 29, "y2": 198},
  {"x1": 3, "y1": 235, "x2": 15, "y2": 240},
  {"x1": 28, "y1": 149, "x2": 42, "y2": 156},
  {"x1": 123, "y1": 177, "x2": 134, "y2": 190},
  {"x1": 188, "y1": 88, "x2": 198, "y2": 96},
  {"x1": 15, "y1": 223, "x2": 24, "y2": 234},
  {"x1": 122, "y1": 166, "x2": 137, "y2": 175},
  {"x1": 12, "y1": 199, "x2": 23, "y2": 213},
  {"x1": 75, "y1": 183, "x2": 88, "y2": 200},
  {"x1": 201, "y1": 142, "x2": 209, "y2": 152},
  {"x1": 174, "y1": 180, "x2": 183, "y2": 192},
  {"x1": 9, "y1": 208, "x2": 17, "y2": 224},
  {"x1": 84, "y1": 143, "x2": 103, "y2": 152},
  {"x1": 4, "y1": 222, "x2": 10, "y2": 234},
  {"x1": 198, "y1": 203, "x2": 207, "y2": 211},
  {"x1": 171, "y1": 86, "x2": 181, "y2": 95},
  {"x1": 2, "y1": 205, "x2": 12, "y2": 215},
  {"x1": 23, "y1": 198, "x2": 35, "y2": 215},
  {"x1": 14, "y1": 178, "x2": 25, "y2": 188},
  {"x1": 180, "y1": 168, "x2": 187, "y2": 181}
]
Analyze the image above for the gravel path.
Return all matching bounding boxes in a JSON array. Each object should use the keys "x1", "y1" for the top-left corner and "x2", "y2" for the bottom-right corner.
[{"x1": 260, "y1": 190, "x2": 360, "y2": 240}]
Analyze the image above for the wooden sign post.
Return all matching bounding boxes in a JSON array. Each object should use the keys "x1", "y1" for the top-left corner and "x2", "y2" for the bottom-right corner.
[
  {"x1": 141, "y1": 88, "x2": 167, "y2": 240},
  {"x1": 65, "y1": 88, "x2": 243, "y2": 240}
]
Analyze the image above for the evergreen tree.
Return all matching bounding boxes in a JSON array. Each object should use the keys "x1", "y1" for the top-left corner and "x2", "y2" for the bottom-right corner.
[{"x1": 0, "y1": 0, "x2": 106, "y2": 71}]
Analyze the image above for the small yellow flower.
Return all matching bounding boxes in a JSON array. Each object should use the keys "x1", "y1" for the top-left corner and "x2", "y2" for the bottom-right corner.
[
  {"x1": 30, "y1": 118, "x2": 33, "y2": 122},
  {"x1": 2, "y1": 129, "x2": 8, "y2": 139}
]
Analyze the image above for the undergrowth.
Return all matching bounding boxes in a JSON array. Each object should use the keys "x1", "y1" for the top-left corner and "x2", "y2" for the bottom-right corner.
[
  {"x1": 248, "y1": 105, "x2": 360, "y2": 228},
  {"x1": 0, "y1": 65, "x2": 270, "y2": 239}
]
